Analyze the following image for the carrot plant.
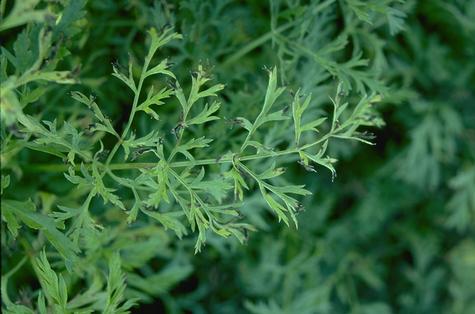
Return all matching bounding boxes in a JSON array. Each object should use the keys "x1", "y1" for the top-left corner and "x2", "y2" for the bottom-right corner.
[{"x1": 1, "y1": 0, "x2": 474, "y2": 313}]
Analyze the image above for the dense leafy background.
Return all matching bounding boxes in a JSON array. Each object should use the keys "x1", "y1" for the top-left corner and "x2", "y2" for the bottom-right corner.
[{"x1": 1, "y1": 0, "x2": 474, "y2": 313}]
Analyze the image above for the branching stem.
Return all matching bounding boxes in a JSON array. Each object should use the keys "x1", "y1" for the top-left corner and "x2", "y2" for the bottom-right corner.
[
  {"x1": 23, "y1": 132, "x2": 333, "y2": 173},
  {"x1": 104, "y1": 54, "x2": 152, "y2": 167}
]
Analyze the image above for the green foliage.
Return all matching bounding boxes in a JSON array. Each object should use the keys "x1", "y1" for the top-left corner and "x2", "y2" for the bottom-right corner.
[{"x1": 1, "y1": 0, "x2": 474, "y2": 313}]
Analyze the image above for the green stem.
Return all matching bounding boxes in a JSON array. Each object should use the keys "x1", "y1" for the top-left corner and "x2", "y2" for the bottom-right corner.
[
  {"x1": 168, "y1": 167, "x2": 213, "y2": 219},
  {"x1": 222, "y1": 20, "x2": 298, "y2": 67},
  {"x1": 222, "y1": 0, "x2": 335, "y2": 68},
  {"x1": 1, "y1": 256, "x2": 28, "y2": 307},
  {"x1": 106, "y1": 168, "x2": 153, "y2": 191},
  {"x1": 22, "y1": 134, "x2": 333, "y2": 173},
  {"x1": 104, "y1": 54, "x2": 152, "y2": 167}
]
